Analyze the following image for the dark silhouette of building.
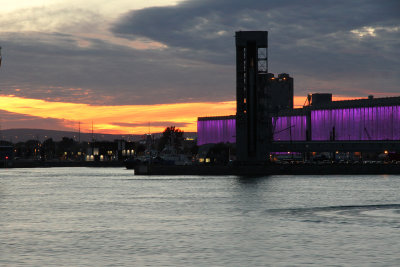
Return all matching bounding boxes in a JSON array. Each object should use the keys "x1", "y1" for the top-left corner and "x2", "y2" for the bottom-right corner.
[
  {"x1": 235, "y1": 31, "x2": 269, "y2": 162},
  {"x1": 197, "y1": 31, "x2": 400, "y2": 161},
  {"x1": 235, "y1": 31, "x2": 294, "y2": 162}
]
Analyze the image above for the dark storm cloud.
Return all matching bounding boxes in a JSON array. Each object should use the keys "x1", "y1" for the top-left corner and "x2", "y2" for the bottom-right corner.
[
  {"x1": 0, "y1": 31, "x2": 233, "y2": 105},
  {"x1": 113, "y1": 0, "x2": 399, "y2": 51},
  {"x1": 1, "y1": 0, "x2": 399, "y2": 107},
  {"x1": 113, "y1": 0, "x2": 400, "y2": 97}
]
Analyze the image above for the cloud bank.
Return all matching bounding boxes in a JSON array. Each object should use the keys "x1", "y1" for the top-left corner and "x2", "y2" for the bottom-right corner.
[
  {"x1": 0, "y1": 0, "x2": 399, "y2": 132},
  {"x1": 112, "y1": 0, "x2": 400, "y2": 96}
]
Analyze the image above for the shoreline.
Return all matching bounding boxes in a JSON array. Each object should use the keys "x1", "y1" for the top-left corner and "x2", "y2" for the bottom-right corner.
[
  {"x1": 127, "y1": 162, "x2": 400, "y2": 175},
  {"x1": 3, "y1": 160, "x2": 400, "y2": 175},
  {"x1": 136, "y1": 164, "x2": 400, "y2": 175},
  {"x1": 2, "y1": 160, "x2": 125, "y2": 168}
]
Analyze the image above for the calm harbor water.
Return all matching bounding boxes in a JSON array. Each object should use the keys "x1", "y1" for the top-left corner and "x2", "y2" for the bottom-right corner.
[{"x1": 1, "y1": 168, "x2": 400, "y2": 266}]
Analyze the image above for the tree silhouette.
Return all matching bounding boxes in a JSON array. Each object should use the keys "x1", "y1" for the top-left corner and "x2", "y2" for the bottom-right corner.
[{"x1": 158, "y1": 126, "x2": 184, "y2": 152}]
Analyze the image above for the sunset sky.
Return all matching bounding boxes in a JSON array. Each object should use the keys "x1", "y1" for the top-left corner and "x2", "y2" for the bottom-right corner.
[{"x1": 0, "y1": 0, "x2": 399, "y2": 134}]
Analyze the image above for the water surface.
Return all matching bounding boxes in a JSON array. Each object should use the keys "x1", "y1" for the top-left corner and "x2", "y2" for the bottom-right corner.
[{"x1": 1, "y1": 168, "x2": 400, "y2": 266}]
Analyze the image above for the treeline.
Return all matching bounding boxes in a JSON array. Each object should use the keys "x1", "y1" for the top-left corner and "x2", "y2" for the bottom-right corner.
[
  {"x1": 1, "y1": 126, "x2": 235, "y2": 164},
  {"x1": 0, "y1": 127, "x2": 198, "y2": 161}
]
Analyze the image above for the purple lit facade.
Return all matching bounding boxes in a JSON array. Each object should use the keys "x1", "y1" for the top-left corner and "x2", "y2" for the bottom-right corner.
[
  {"x1": 311, "y1": 106, "x2": 400, "y2": 141},
  {"x1": 197, "y1": 117, "x2": 236, "y2": 146},
  {"x1": 197, "y1": 105, "x2": 400, "y2": 144},
  {"x1": 272, "y1": 116, "x2": 307, "y2": 141}
]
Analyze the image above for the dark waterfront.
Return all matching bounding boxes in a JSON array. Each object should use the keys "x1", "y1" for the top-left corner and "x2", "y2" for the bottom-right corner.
[{"x1": 1, "y1": 168, "x2": 400, "y2": 266}]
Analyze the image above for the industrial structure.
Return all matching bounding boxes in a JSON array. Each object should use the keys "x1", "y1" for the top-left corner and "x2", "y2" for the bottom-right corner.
[{"x1": 197, "y1": 31, "x2": 400, "y2": 162}]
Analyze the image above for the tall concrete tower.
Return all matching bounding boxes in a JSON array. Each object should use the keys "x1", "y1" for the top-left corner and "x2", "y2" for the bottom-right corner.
[{"x1": 235, "y1": 31, "x2": 271, "y2": 163}]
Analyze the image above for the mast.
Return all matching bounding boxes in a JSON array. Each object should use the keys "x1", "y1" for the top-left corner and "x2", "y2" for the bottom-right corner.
[{"x1": 91, "y1": 121, "x2": 94, "y2": 142}]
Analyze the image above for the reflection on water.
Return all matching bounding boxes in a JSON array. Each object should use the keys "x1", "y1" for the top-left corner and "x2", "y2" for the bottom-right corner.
[{"x1": 1, "y1": 168, "x2": 400, "y2": 266}]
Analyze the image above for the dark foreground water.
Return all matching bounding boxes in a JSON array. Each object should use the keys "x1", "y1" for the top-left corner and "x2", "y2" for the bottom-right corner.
[{"x1": 1, "y1": 168, "x2": 400, "y2": 266}]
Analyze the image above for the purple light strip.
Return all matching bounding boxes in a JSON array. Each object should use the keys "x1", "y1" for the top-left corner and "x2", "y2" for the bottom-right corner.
[
  {"x1": 197, "y1": 105, "x2": 400, "y2": 144},
  {"x1": 197, "y1": 118, "x2": 236, "y2": 145},
  {"x1": 272, "y1": 116, "x2": 307, "y2": 141},
  {"x1": 311, "y1": 106, "x2": 400, "y2": 140}
]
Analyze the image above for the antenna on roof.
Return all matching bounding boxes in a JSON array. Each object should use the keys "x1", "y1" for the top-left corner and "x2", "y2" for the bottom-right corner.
[{"x1": 304, "y1": 94, "x2": 312, "y2": 106}]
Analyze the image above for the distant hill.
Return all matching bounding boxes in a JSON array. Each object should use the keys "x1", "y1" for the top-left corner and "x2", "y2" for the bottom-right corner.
[
  {"x1": 0, "y1": 128, "x2": 141, "y2": 143},
  {"x1": 0, "y1": 128, "x2": 197, "y2": 143}
]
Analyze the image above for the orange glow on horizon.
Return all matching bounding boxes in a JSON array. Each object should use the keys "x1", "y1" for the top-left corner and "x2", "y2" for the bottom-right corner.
[
  {"x1": 0, "y1": 95, "x2": 235, "y2": 134},
  {"x1": 0, "y1": 94, "x2": 357, "y2": 134}
]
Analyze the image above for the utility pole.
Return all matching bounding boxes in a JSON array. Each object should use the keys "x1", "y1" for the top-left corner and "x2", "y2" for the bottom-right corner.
[{"x1": 78, "y1": 121, "x2": 81, "y2": 143}]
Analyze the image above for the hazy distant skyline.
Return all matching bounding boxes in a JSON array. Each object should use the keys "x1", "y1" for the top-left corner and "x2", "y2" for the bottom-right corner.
[{"x1": 0, "y1": 0, "x2": 399, "y2": 133}]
